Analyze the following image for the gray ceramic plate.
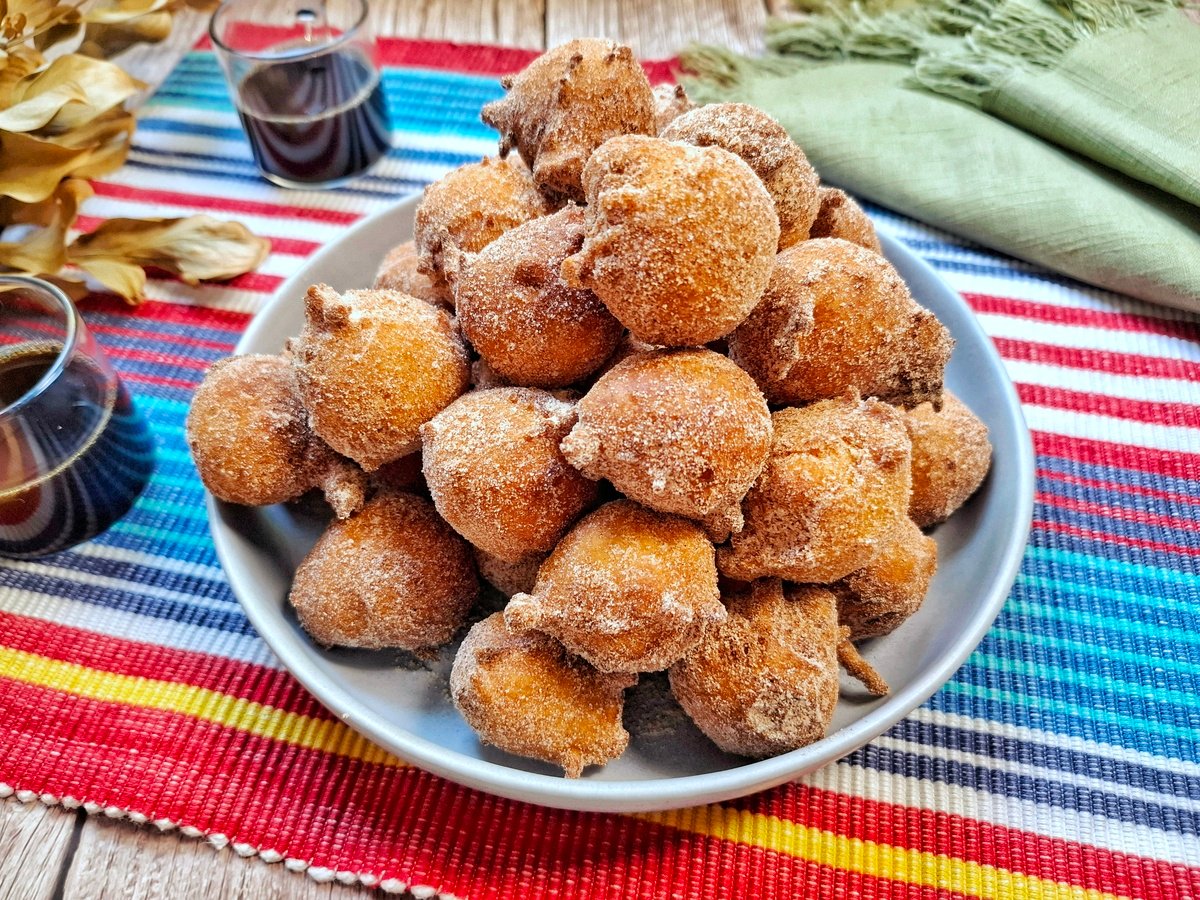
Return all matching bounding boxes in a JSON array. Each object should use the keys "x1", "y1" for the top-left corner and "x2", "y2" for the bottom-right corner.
[{"x1": 208, "y1": 195, "x2": 1034, "y2": 813}]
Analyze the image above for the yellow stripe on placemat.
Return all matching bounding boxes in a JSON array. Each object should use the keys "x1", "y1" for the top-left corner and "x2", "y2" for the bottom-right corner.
[
  {"x1": 0, "y1": 644, "x2": 400, "y2": 767},
  {"x1": 640, "y1": 807, "x2": 1129, "y2": 900}
]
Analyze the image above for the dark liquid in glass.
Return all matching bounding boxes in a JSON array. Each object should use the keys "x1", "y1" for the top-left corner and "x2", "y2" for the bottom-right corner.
[
  {"x1": 0, "y1": 346, "x2": 155, "y2": 558},
  {"x1": 236, "y1": 49, "x2": 390, "y2": 185}
]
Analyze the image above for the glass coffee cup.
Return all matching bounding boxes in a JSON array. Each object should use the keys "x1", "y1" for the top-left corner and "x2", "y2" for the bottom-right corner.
[{"x1": 0, "y1": 275, "x2": 155, "y2": 558}]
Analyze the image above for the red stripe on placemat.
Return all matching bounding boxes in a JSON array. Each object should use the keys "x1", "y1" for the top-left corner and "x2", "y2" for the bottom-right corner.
[
  {"x1": 1016, "y1": 383, "x2": 1200, "y2": 428},
  {"x1": 1038, "y1": 468, "x2": 1200, "y2": 509},
  {"x1": 123, "y1": 370, "x2": 203, "y2": 391},
  {"x1": 75, "y1": 216, "x2": 321, "y2": 260},
  {"x1": 964, "y1": 293, "x2": 1200, "y2": 344},
  {"x1": 80, "y1": 295, "x2": 253, "y2": 331},
  {"x1": 1033, "y1": 518, "x2": 1200, "y2": 558},
  {"x1": 88, "y1": 322, "x2": 239, "y2": 354},
  {"x1": 729, "y1": 784, "x2": 1192, "y2": 900},
  {"x1": 90, "y1": 182, "x2": 363, "y2": 225},
  {"x1": 993, "y1": 337, "x2": 1200, "y2": 382},
  {"x1": 1033, "y1": 432, "x2": 1200, "y2": 482},
  {"x1": 1037, "y1": 491, "x2": 1200, "y2": 533}
]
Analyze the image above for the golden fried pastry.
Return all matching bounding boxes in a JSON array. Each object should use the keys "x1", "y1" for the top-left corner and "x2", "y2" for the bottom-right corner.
[
  {"x1": 455, "y1": 206, "x2": 623, "y2": 388},
  {"x1": 661, "y1": 102, "x2": 819, "y2": 250},
  {"x1": 809, "y1": 187, "x2": 882, "y2": 254},
  {"x1": 373, "y1": 240, "x2": 452, "y2": 308},
  {"x1": 187, "y1": 354, "x2": 366, "y2": 517},
  {"x1": 289, "y1": 491, "x2": 477, "y2": 650},
  {"x1": 561, "y1": 135, "x2": 779, "y2": 347},
  {"x1": 506, "y1": 500, "x2": 724, "y2": 673},
  {"x1": 728, "y1": 238, "x2": 953, "y2": 409},
  {"x1": 414, "y1": 156, "x2": 553, "y2": 291},
  {"x1": 293, "y1": 284, "x2": 470, "y2": 471},
  {"x1": 903, "y1": 391, "x2": 992, "y2": 527},
  {"x1": 451, "y1": 613, "x2": 635, "y2": 777},
  {"x1": 833, "y1": 516, "x2": 937, "y2": 641},
  {"x1": 670, "y1": 581, "x2": 885, "y2": 757},
  {"x1": 481, "y1": 39, "x2": 656, "y2": 201},
  {"x1": 561, "y1": 349, "x2": 771, "y2": 539},
  {"x1": 474, "y1": 547, "x2": 544, "y2": 598},
  {"x1": 718, "y1": 398, "x2": 912, "y2": 584},
  {"x1": 652, "y1": 83, "x2": 694, "y2": 133},
  {"x1": 420, "y1": 388, "x2": 598, "y2": 560}
]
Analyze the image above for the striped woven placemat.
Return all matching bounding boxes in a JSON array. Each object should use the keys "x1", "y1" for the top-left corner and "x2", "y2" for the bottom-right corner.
[{"x1": 1, "y1": 38, "x2": 1198, "y2": 899}]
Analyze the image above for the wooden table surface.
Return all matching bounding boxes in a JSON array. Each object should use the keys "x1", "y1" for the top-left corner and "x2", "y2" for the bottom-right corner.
[{"x1": 0, "y1": 2, "x2": 783, "y2": 897}]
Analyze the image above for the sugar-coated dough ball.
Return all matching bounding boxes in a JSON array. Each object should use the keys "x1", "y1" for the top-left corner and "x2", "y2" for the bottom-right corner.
[
  {"x1": 661, "y1": 102, "x2": 819, "y2": 250},
  {"x1": 669, "y1": 580, "x2": 841, "y2": 757},
  {"x1": 506, "y1": 500, "x2": 724, "y2": 673},
  {"x1": 481, "y1": 39, "x2": 656, "y2": 201},
  {"x1": 474, "y1": 547, "x2": 544, "y2": 598},
  {"x1": 289, "y1": 491, "x2": 478, "y2": 650},
  {"x1": 809, "y1": 187, "x2": 882, "y2": 253},
  {"x1": 561, "y1": 349, "x2": 772, "y2": 539},
  {"x1": 834, "y1": 516, "x2": 937, "y2": 641},
  {"x1": 451, "y1": 613, "x2": 635, "y2": 777},
  {"x1": 420, "y1": 388, "x2": 598, "y2": 561},
  {"x1": 652, "y1": 83, "x2": 694, "y2": 133},
  {"x1": 293, "y1": 284, "x2": 470, "y2": 471},
  {"x1": 728, "y1": 238, "x2": 953, "y2": 409},
  {"x1": 455, "y1": 206, "x2": 623, "y2": 388},
  {"x1": 373, "y1": 240, "x2": 452, "y2": 308},
  {"x1": 718, "y1": 398, "x2": 912, "y2": 584},
  {"x1": 561, "y1": 135, "x2": 779, "y2": 347},
  {"x1": 903, "y1": 392, "x2": 992, "y2": 527},
  {"x1": 414, "y1": 156, "x2": 553, "y2": 291}
]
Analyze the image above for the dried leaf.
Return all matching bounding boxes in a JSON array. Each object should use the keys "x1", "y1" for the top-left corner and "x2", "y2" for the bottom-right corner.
[
  {"x1": 68, "y1": 215, "x2": 271, "y2": 301},
  {"x1": 71, "y1": 254, "x2": 144, "y2": 298},
  {"x1": 0, "y1": 176, "x2": 88, "y2": 272},
  {"x1": 0, "y1": 128, "x2": 91, "y2": 201},
  {"x1": 80, "y1": 12, "x2": 171, "y2": 57},
  {"x1": 0, "y1": 54, "x2": 142, "y2": 131},
  {"x1": 46, "y1": 107, "x2": 134, "y2": 177},
  {"x1": 0, "y1": 46, "x2": 42, "y2": 107},
  {"x1": 84, "y1": 0, "x2": 171, "y2": 26}
]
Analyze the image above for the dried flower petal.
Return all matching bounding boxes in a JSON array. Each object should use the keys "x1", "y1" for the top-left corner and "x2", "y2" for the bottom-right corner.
[
  {"x1": 0, "y1": 54, "x2": 142, "y2": 131},
  {"x1": 0, "y1": 176, "x2": 88, "y2": 272}
]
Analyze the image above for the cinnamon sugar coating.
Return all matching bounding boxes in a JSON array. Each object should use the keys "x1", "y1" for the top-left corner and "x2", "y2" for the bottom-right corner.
[
  {"x1": 561, "y1": 349, "x2": 772, "y2": 540},
  {"x1": 451, "y1": 613, "x2": 635, "y2": 777},
  {"x1": 728, "y1": 238, "x2": 953, "y2": 409},
  {"x1": 292, "y1": 284, "x2": 470, "y2": 471},
  {"x1": 187, "y1": 354, "x2": 366, "y2": 517},
  {"x1": 414, "y1": 156, "x2": 553, "y2": 292},
  {"x1": 668, "y1": 580, "x2": 842, "y2": 757},
  {"x1": 420, "y1": 388, "x2": 598, "y2": 561},
  {"x1": 903, "y1": 392, "x2": 992, "y2": 527},
  {"x1": 289, "y1": 491, "x2": 478, "y2": 650},
  {"x1": 373, "y1": 240, "x2": 453, "y2": 309},
  {"x1": 833, "y1": 516, "x2": 937, "y2": 641},
  {"x1": 718, "y1": 398, "x2": 913, "y2": 584},
  {"x1": 481, "y1": 39, "x2": 656, "y2": 201},
  {"x1": 809, "y1": 187, "x2": 882, "y2": 253},
  {"x1": 661, "y1": 102, "x2": 820, "y2": 250},
  {"x1": 652, "y1": 83, "x2": 695, "y2": 133},
  {"x1": 505, "y1": 500, "x2": 725, "y2": 673},
  {"x1": 474, "y1": 547, "x2": 544, "y2": 598},
  {"x1": 455, "y1": 206, "x2": 623, "y2": 388},
  {"x1": 561, "y1": 135, "x2": 779, "y2": 347}
]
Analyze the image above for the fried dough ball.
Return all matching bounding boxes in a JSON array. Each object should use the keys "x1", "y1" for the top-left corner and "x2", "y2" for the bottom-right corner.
[
  {"x1": 506, "y1": 500, "x2": 724, "y2": 673},
  {"x1": 414, "y1": 156, "x2": 553, "y2": 291},
  {"x1": 481, "y1": 39, "x2": 656, "y2": 201},
  {"x1": 289, "y1": 491, "x2": 477, "y2": 650},
  {"x1": 718, "y1": 398, "x2": 912, "y2": 584},
  {"x1": 451, "y1": 613, "x2": 635, "y2": 777},
  {"x1": 420, "y1": 388, "x2": 598, "y2": 561},
  {"x1": 833, "y1": 516, "x2": 937, "y2": 641},
  {"x1": 661, "y1": 102, "x2": 819, "y2": 250},
  {"x1": 371, "y1": 451, "x2": 424, "y2": 494},
  {"x1": 455, "y1": 206, "x2": 623, "y2": 387},
  {"x1": 373, "y1": 240, "x2": 452, "y2": 308},
  {"x1": 561, "y1": 349, "x2": 771, "y2": 540},
  {"x1": 187, "y1": 354, "x2": 366, "y2": 517},
  {"x1": 809, "y1": 187, "x2": 882, "y2": 254},
  {"x1": 561, "y1": 135, "x2": 779, "y2": 347},
  {"x1": 652, "y1": 83, "x2": 694, "y2": 133},
  {"x1": 668, "y1": 581, "x2": 852, "y2": 757},
  {"x1": 474, "y1": 548, "x2": 544, "y2": 598},
  {"x1": 293, "y1": 284, "x2": 470, "y2": 471},
  {"x1": 903, "y1": 391, "x2": 992, "y2": 527},
  {"x1": 728, "y1": 238, "x2": 953, "y2": 409}
]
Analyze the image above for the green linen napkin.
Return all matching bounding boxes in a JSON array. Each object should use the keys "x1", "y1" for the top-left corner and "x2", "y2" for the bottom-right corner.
[{"x1": 684, "y1": 0, "x2": 1200, "y2": 313}]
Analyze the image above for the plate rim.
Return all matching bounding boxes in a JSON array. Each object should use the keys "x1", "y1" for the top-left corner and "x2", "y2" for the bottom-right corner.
[{"x1": 210, "y1": 194, "x2": 1035, "y2": 813}]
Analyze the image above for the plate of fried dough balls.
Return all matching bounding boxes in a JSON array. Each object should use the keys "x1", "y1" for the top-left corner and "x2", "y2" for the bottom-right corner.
[{"x1": 192, "y1": 39, "x2": 1034, "y2": 813}]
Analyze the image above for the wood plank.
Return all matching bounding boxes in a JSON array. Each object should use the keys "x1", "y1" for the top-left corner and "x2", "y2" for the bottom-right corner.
[
  {"x1": 117, "y1": 9, "x2": 210, "y2": 109},
  {"x1": 61, "y1": 817, "x2": 380, "y2": 900},
  {"x1": 0, "y1": 800, "x2": 81, "y2": 900},
  {"x1": 370, "y1": 0, "x2": 546, "y2": 48},
  {"x1": 545, "y1": 0, "x2": 767, "y2": 58}
]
